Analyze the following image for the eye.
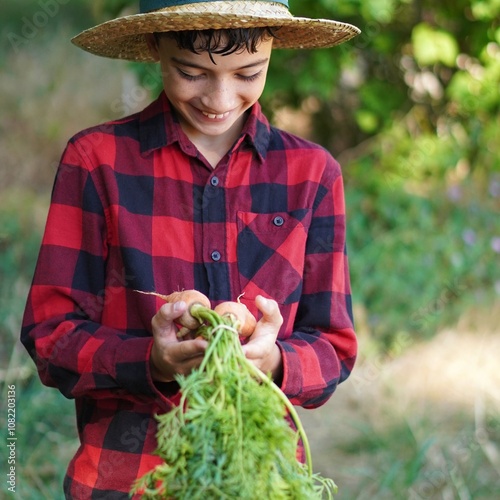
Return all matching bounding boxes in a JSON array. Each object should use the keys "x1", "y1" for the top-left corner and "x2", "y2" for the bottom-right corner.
[
  {"x1": 237, "y1": 70, "x2": 263, "y2": 82},
  {"x1": 176, "y1": 68, "x2": 203, "y2": 81}
]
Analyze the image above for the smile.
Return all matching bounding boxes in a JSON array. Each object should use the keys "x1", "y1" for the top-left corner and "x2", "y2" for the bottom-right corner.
[{"x1": 201, "y1": 111, "x2": 230, "y2": 120}]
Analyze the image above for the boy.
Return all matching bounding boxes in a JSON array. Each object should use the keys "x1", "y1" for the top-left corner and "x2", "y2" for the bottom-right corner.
[{"x1": 21, "y1": 1, "x2": 360, "y2": 497}]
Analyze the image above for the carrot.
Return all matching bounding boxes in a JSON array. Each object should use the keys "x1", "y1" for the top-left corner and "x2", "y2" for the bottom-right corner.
[
  {"x1": 135, "y1": 289, "x2": 211, "y2": 330},
  {"x1": 164, "y1": 290, "x2": 211, "y2": 330},
  {"x1": 213, "y1": 300, "x2": 256, "y2": 337}
]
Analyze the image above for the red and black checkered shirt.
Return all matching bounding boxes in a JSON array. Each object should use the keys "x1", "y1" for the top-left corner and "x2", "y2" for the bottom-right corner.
[{"x1": 21, "y1": 92, "x2": 356, "y2": 498}]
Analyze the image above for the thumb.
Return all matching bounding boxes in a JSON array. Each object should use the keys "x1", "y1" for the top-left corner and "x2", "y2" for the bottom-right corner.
[
  {"x1": 152, "y1": 301, "x2": 187, "y2": 339},
  {"x1": 255, "y1": 295, "x2": 283, "y2": 330}
]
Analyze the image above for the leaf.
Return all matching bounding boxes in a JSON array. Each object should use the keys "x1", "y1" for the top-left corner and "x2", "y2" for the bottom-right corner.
[
  {"x1": 355, "y1": 110, "x2": 379, "y2": 133},
  {"x1": 412, "y1": 23, "x2": 459, "y2": 67}
]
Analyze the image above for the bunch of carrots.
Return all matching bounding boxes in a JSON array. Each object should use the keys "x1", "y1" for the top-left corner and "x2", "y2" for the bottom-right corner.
[{"x1": 131, "y1": 289, "x2": 337, "y2": 499}]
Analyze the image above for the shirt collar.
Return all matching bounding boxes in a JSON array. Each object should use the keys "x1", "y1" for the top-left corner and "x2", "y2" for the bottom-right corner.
[
  {"x1": 238, "y1": 102, "x2": 271, "y2": 163},
  {"x1": 139, "y1": 92, "x2": 181, "y2": 155},
  {"x1": 139, "y1": 92, "x2": 271, "y2": 162}
]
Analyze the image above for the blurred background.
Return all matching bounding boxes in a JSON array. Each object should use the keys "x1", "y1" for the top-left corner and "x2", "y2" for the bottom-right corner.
[{"x1": 1, "y1": 0, "x2": 499, "y2": 498}]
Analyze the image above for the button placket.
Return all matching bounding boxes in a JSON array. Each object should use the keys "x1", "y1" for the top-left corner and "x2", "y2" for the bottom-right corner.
[{"x1": 205, "y1": 175, "x2": 222, "y2": 263}]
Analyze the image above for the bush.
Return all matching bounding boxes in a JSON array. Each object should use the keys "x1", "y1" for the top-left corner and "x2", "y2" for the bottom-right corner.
[{"x1": 346, "y1": 168, "x2": 500, "y2": 349}]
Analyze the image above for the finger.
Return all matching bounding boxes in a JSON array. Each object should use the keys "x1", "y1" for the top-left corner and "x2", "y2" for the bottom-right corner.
[
  {"x1": 160, "y1": 301, "x2": 188, "y2": 323},
  {"x1": 252, "y1": 297, "x2": 283, "y2": 378},
  {"x1": 150, "y1": 334, "x2": 208, "y2": 382},
  {"x1": 173, "y1": 337, "x2": 208, "y2": 360},
  {"x1": 242, "y1": 296, "x2": 282, "y2": 358},
  {"x1": 255, "y1": 295, "x2": 283, "y2": 331},
  {"x1": 152, "y1": 301, "x2": 187, "y2": 336}
]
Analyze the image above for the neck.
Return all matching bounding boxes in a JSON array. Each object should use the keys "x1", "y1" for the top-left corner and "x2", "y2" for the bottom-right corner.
[{"x1": 181, "y1": 112, "x2": 247, "y2": 168}]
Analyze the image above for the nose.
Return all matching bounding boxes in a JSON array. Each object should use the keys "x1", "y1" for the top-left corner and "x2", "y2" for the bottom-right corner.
[{"x1": 200, "y1": 77, "x2": 235, "y2": 112}]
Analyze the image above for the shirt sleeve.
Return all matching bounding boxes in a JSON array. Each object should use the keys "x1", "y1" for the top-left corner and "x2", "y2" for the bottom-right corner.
[
  {"x1": 20, "y1": 140, "x2": 177, "y2": 406},
  {"x1": 278, "y1": 157, "x2": 357, "y2": 409}
]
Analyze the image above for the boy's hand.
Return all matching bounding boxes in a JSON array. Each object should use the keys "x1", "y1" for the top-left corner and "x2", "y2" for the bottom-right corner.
[
  {"x1": 242, "y1": 295, "x2": 284, "y2": 381},
  {"x1": 150, "y1": 301, "x2": 208, "y2": 383}
]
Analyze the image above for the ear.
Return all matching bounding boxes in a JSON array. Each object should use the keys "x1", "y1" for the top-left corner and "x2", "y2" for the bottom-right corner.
[{"x1": 145, "y1": 33, "x2": 160, "y2": 61}]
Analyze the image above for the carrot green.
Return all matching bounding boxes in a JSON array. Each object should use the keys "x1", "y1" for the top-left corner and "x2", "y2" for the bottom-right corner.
[{"x1": 131, "y1": 304, "x2": 337, "y2": 499}]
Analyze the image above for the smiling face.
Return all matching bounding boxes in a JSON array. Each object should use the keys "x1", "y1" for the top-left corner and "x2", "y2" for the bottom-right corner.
[{"x1": 147, "y1": 33, "x2": 273, "y2": 156}]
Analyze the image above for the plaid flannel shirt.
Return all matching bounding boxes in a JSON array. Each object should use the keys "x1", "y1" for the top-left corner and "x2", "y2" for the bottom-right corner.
[{"x1": 21, "y1": 92, "x2": 356, "y2": 498}]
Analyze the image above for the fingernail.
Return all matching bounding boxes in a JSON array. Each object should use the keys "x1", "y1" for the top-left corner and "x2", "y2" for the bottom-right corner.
[
  {"x1": 173, "y1": 301, "x2": 186, "y2": 312},
  {"x1": 259, "y1": 296, "x2": 270, "y2": 309}
]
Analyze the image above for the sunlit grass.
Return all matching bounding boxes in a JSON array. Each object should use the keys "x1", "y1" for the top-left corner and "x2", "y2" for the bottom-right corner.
[{"x1": 298, "y1": 326, "x2": 500, "y2": 499}]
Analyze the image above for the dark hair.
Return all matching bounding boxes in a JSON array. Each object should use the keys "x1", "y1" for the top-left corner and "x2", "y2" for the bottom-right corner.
[{"x1": 154, "y1": 27, "x2": 278, "y2": 61}]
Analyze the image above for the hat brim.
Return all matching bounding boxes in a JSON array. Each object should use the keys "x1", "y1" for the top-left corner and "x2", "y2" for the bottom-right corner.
[{"x1": 72, "y1": 10, "x2": 361, "y2": 61}]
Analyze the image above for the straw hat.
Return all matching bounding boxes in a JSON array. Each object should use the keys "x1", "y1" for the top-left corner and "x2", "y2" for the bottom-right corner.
[{"x1": 72, "y1": 0, "x2": 361, "y2": 62}]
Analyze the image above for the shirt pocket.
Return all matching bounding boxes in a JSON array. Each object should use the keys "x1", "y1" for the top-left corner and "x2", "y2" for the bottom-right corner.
[{"x1": 236, "y1": 210, "x2": 312, "y2": 305}]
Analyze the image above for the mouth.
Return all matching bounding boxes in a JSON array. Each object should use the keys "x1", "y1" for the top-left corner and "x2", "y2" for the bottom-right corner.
[{"x1": 201, "y1": 110, "x2": 230, "y2": 120}]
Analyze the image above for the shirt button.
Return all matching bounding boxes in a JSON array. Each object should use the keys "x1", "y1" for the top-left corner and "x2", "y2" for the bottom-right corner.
[
  {"x1": 211, "y1": 250, "x2": 221, "y2": 261},
  {"x1": 273, "y1": 216, "x2": 285, "y2": 227},
  {"x1": 210, "y1": 176, "x2": 219, "y2": 186}
]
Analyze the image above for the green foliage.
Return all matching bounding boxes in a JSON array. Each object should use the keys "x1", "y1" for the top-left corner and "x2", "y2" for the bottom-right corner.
[
  {"x1": 0, "y1": 195, "x2": 42, "y2": 361},
  {"x1": 0, "y1": 378, "x2": 77, "y2": 500},
  {"x1": 412, "y1": 23, "x2": 459, "y2": 67},
  {"x1": 91, "y1": 0, "x2": 499, "y2": 174},
  {"x1": 91, "y1": 0, "x2": 134, "y2": 19},
  {"x1": 0, "y1": 196, "x2": 78, "y2": 500},
  {"x1": 346, "y1": 165, "x2": 500, "y2": 349},
  {"x1": 0, "y1": 0, "x2": 94, "y2": 55}
]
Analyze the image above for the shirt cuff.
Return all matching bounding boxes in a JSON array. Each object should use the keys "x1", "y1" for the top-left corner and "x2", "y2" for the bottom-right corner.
[
  {"x1": 276, "y1": 341, "x2": 298, "y2": 397},
  {"x1": 114, "y1": 336, "x2": 180, "y2": 407}
]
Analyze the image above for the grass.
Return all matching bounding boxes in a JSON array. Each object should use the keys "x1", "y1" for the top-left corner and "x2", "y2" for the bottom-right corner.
[{"x1": 333, "y1": 408, "x2": 500, "y2": 499}]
